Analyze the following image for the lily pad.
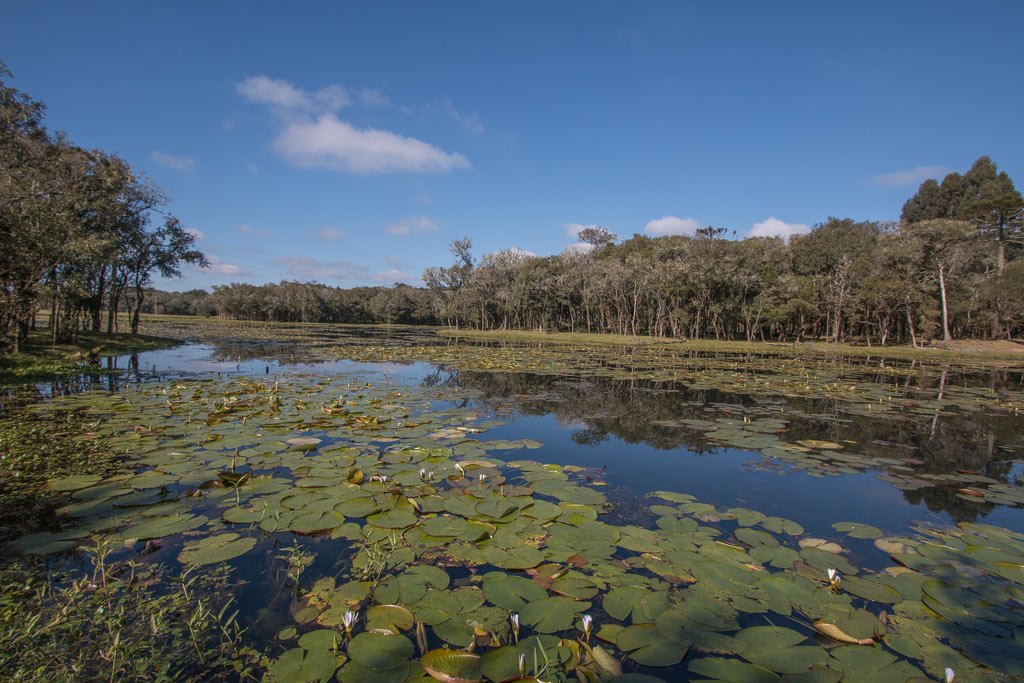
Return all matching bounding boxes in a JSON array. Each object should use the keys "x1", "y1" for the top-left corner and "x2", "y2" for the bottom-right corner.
[
  {"x1": 481, "y1": 572, "x2": 548, "y2": 611},
  {"x1": 347, "y1": 632, "x2": 415, "y2": 671},
  {"x1": 832, "y1": 522, "x2": 883, "y2": 540},
  {"x1": 519, "y1": 597, "x2": 579, "y2": 633},
  {"x1": 616, "y1": 624, "x2": 689, "y2": 666},
  {"x1": 419, "y1": 648, "x2": 483, "y2": 683},
  {"x1": 178, "y1": 533, "x2": 257, "y2": 565},
  {"x1": 266, "y1": 647, "x2": 340, "y2": 683}
]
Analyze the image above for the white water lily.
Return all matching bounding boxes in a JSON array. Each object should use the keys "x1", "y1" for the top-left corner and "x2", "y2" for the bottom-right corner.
[
  {"x1": 945, "y1": 668, "x2": 955, "y2": 683},
  {"x1": 479, "y1": 473, "x2": 487, "y2": 482},
  {"x1": 509, "y1": 612, "x2": 520, "y2": 642},
  {"x1": 580, "y1": 613, "x2": 593, "y2": 642},
  {"x1": 518, "y1": 652, "x2": 526, "y2": 675},
  {"x1": 827, "y1": 568, "x2": 841, "y2": 588},
  {"x1": 342, "y1": 610, "x2": 358, "y2": 637},
  {"x1": 419, "y1": 468, "x2": 427, "y2": 479}
]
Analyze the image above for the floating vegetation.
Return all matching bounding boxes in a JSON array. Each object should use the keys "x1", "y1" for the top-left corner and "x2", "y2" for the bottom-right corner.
[{"x1": 2, "y1": 368, "x2": 1021, "y2": 681}]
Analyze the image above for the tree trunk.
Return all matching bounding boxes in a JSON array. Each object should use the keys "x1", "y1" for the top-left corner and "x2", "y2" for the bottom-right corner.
[
  {"x1": 938, "y1": 262, "x2": 951, "y2": 343},
  {"x1": 131, "y1": 285, "x2": 144, "y2": 335},
  {"x1": 905, "y1": 299, "x2": 918, "y2": 348},
  {"x1": 997, "y1": 225, "x2": 1006, "y2": 276}
]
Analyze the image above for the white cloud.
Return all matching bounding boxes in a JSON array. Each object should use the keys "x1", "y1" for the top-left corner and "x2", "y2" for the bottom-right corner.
[
  {"x1": 358, "y1": 88, "x2": 389, "y2": 107},
  {"x1": 273, "y1": 114, "x2": 470, "y2": 174},
  {"x1": 749, "y1": 217, "x2": 812, "y2": 240},
  {"x1": 235, "y1": 75, "x2": 350, "y2": 113},
  {"x1": 869, "y1": 165, "x2": 950, "y2": 187},
  {"x1": 151, "y1": 151, "x2": 195, "y2": 171},
  {"x1": 317, "y1": 226, "x2": 347, "y2": 240},
  {"x1": 384, "y1": 216, "x2": 440, "y2": 236},
  {"x1": 237, "y1": 224, "x2": 268, "y2": 236},
  {"x1": 370, "y1": 269, "x2": 415, "y2": 284},
  {"x1": 272, "y1": 256, "x2": 415, "y2": 285},
  {"x1": 238, "y1": 75, "x2": 472, "y2": 175},
  {"x1": 203, "y1": 254, "x2": 250, "y2": 277},
  {"x1": 273, "y1": 256, "x2": 366, "y2": 280},
  {"x1": 432, "y1": 97, "x2": 484, "y2": 134},
  {"x1": 185, "y1": 228, "x2": 205, "y2": 241},
  {"x1": 644, "y1": 216, "x2": 701, "y2": 237},
  {"x1": 563, "y1": 242, "x2": 597, "y2": 256}
]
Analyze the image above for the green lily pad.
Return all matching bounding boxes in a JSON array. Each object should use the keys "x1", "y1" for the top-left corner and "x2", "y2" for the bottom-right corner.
[
  {"x1": 48, "y1": 474, "x2": 104, "y2": 491},
  {"x1": 741, "y1": 645, "x2": 827, "y2": 675},
  {"x1": 366, "y1": 509, "x2": 419, "y2": 529},
  {"x1": 117, "y1": 513, "x2": 208, "y2": 541},
  {"x1": 481, "y1": 572, "x2": 548, "y2": 611},
  {"x1": 298, "y1": 629, "x2": 344, "y2": 651},
  {"x1": 178, "y1": 533, "x2": 257, "y2": 565},
  {"x1": 347, "y1": 632, "x2": 415, "y2": 671},
  {"x1": 840, "y1": 575, "x2": 902, "y2": 604},
  {"x1": 13, "y1": 529, "x2": 90, "y2": 555},
  {"x1": 689, "y1": 656, "x2": 780, "y2": 682},
  {"x1": 519, "y1": 597, "x2": 578, "y2": 633},
  {"x1": 420, "y1": 649, "x2": 483, "y2": 683},
  {"x1": 617, "y1": 624, "x2": 689, "y2": 666},
  {"x1": 366, "y1": 604, "x2": 415, "y2": 633},
  {"x1": 832, "y1": 522, "x2": 883, "y2": 540},
  {"x1": 734, "y1": 626, "x2": 806, "y2": 649},
  {"x1": 266, "y1": 647, "x2": 340, "y2": 683}
]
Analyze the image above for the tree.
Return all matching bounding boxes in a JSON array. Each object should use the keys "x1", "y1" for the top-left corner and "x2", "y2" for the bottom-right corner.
[
  {"x1": 1, "y1": 63, "x2": 205, "y2": 349},
  {"x1": 901, "y1": 219, "x2": 977, "y2": 343},
  {"x1": 902, "y1": 157, "x2": 1022, "y2": 274},
  {"x1": 121, "y1": 216, "x2": 207, "y2": 334},
  {"x1": 960, "y1": 156, "x2": 1023, "y2": 274},
  {"x1": 577, "y1": 226, "x2": 618, "y2": 248}
]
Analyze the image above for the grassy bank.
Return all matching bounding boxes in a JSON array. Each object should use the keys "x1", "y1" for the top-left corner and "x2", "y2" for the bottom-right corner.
[
  {"x1": 440, "y1": 328, "x2": 1024, "y2": 364},
  {"x1": 0, "y1": 328, "x2": 179, "y2": 382}
]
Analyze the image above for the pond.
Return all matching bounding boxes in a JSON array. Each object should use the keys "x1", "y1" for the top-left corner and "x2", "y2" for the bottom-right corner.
[{"x1": 3, "y1": 325, "x2": 1023, "y2": 682}]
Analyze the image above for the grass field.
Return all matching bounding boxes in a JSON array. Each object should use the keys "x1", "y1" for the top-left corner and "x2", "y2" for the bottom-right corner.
[
  {"x1": 440, "y1": 327, "x2": 1024, "y2": 364},
  {"x1": 0, "y1": 326, "x2": 179, "y2": 381}
]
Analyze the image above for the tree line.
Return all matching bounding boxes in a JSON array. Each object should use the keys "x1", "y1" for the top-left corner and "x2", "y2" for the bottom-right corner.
[
  {"x1": 150, "y1": 156, "x2": 1022, "y2": 345},
  {"x1": 0, "y1": 64, "x2": 205, "y2": 351},
  {"x1": 423, "y1": 158, "x2": 1022, "y2": 345},
  {"x1": 156, "y1": 281, "x2": 436, "y2": 325}
]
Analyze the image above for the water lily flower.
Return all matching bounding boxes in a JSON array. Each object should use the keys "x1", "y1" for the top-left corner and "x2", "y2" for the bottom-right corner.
[
  {"x1": 518, "y1": 653, "x2": 526, "y2": 675},
  {"x1": 509, "y1": 612, "x2": 520, "y2": 642},
  {"x1": 827, "y1": 568, "x2": 841, "y2": 589},
  {"x1": 419, "y1": 468, "x2": 426, "y2": 479},
  {"x1": 342, "y1": 610, "x2": 358, "y2": 637},
  {"x1": 945, "y1": 668, "x2": 955, "y2": 683},
  {"x1": 479, "y1": 473, "x2": 487, "y2": 482},
  {"x1": 580, "y1": 613, "x2": 593, "y2": 642}
]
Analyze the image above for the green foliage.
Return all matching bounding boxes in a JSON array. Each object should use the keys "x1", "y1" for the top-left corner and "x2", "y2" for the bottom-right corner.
[
  {"x1": 0, "y1": 63, "x2": 205, "y2": 352},
  {"x1": 0, "y1": 556, "x2": 263, "y2": 681}
]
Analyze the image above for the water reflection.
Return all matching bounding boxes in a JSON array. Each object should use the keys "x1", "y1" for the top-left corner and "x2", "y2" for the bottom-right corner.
[{"x1": 451, "y1": 370, "x2": 1024, "y2": 529}]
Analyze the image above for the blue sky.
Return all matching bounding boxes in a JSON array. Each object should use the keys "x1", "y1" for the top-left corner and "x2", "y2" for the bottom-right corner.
[{"x1": 2, "y1": 1, "x2": 1022, "y2": 290}]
